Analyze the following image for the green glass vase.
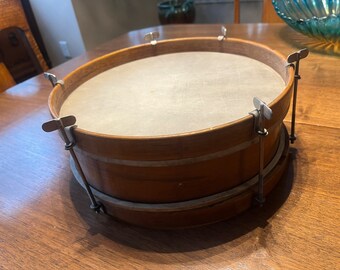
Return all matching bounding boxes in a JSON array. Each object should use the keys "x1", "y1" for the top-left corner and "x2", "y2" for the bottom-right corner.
[{"x1": 158, "y1": 0, "x2": 195, "y2": 24}]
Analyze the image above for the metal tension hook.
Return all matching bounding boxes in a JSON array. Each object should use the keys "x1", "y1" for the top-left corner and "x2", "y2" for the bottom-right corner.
[
  {"x1": 250, "y1": 97, "x2": 273, "y2": 206},
  {"x1": 144, "y1": 31, "x2": 160, "y2": 45},
  {"x1": 218, "y1": 26, "x2": 227, "y2": 41},
  {"x1": 287, "y1": 48, "x2": 309, "y2": 144},
  {"x1": 44, "y1": 72, "x2": 64, "y2": 88},
  {"x1": 42, "y1": 116, "x2": 104, "y2": 213}
]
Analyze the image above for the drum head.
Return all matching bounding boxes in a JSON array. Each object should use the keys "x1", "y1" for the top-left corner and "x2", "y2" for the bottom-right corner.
[{"x1": 60, "y1": 51, "x2": 285, "y2": 136}]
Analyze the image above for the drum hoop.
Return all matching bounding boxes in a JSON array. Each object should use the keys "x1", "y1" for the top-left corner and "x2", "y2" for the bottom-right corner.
[{"x1": 48, "y1": 37, "x2": 294, "y2": 141}]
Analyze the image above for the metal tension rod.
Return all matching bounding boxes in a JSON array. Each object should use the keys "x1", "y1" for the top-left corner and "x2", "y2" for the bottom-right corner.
[
  {"x1": 218, "y1": 26, "x2": 227, "y2": 41},
  {"x1": 44, "y1": 72, "x2": 64, "y2": 88},
  {"x1": 42, "y1": 73, "x2": 103, "y2": 213},
  {"x1": 287, "y1": 48, "x2": 309, "y2": 144},
  {"x1": 250, "y1": 97, "x2": 273, "y2": 205},
  {"x1": 42, "y1": 116, "x2": 103, "y2": 213},
  {"x1": 144, "y1": 31, "x2": 160, "y2": 45}
]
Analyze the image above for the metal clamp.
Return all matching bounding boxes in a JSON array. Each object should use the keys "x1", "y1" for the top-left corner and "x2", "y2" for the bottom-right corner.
[
  {"x1": 42, "y1": 115, "x2": 104, "y2": 213},
  {"x1": 287, "y1": 48, "x2": 309, "y2": 144},
  {"x1": 44, "y1": 72, "x2": 64, "y2": 88},
  {"x1": 144, "y1": 31, "x2": 160, "y2": 45},
  {"x1": 250, "y1": 97, "x2": 272, "y2": 206},
  {"x1": 218, "y1": 26, "x2": 227, "y2": 41}
]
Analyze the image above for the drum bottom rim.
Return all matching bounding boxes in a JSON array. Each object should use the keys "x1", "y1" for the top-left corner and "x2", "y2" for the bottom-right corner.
[{"x1": 71, "y1": 125, "x2": 290, "y2": 229}]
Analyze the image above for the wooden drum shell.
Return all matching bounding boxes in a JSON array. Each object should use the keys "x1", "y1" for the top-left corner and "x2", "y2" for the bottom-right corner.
[
  {"x1": 49, "y1": 37, "x2": 294, "y2": 228},
  {"x1": 74, "y1": 124, "x2": 282, "y2": 203}
]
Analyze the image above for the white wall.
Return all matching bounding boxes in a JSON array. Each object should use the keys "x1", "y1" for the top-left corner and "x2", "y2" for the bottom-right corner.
[{"x1": 29, "y1": 0, "x2": 85, "y2": 66}]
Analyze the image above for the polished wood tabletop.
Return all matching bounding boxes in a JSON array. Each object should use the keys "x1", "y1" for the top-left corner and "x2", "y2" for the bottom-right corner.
[{"x1": 0, "y1": 24, "x2": 339, "y2": 270}]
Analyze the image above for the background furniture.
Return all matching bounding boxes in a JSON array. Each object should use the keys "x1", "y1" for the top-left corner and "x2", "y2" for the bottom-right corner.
[
  {"x1": 0, "y1": 24, "x2": 338, "y2": 269},
  {"x1": 262, "y1": 0, "x2": 282, "y2": 23},
  {"x1": 0, "y1": 0, "x2": 49, "y2": 91},
  {"x1": 0, "y1": 61, "x2": 15, "y2": 91},
  {"x1": 234, "y1": 0, "x2": 282, "y2": 23}
]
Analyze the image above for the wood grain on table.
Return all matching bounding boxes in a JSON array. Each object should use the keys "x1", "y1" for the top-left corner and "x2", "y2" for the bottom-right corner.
[{"x1": 0, "y1": 24, "x2": 339, "y2": 270}]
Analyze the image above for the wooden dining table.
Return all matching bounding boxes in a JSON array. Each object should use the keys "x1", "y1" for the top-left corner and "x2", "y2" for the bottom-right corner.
[{"x1": 0, "y1": 24, "x2": 339, "y2": 270}]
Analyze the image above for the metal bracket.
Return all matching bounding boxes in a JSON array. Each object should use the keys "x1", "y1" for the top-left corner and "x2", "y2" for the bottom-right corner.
[
  {"x1": 218, "y1": 26, "x2": 227, "y2": 41},
  {"x1": 286, "y1": 48, "x2": 309, "y2": 144},
  {"x1": 144, "y1": 31, "x2": 160, "y2": 45},
  {"x1": 44, "y1": 72, "x2": 64, "y2": 88},
  {"x1": 42, "y1": 115, "x2": 104, "y2": 214},
  {"x1": 249, "y1": 97, "x2": 272, "y2": 206}
]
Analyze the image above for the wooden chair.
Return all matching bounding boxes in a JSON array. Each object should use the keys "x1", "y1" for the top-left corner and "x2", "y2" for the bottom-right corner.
[
  {"x1": 0, "y1": 0, "x2": 48, "y2": 91},
  {"x1": 0, "y1": 62, "x2": 15, "y2": 92},
  {"x1": 234, "y1": 0, "x2": 282, "y2": 23}
]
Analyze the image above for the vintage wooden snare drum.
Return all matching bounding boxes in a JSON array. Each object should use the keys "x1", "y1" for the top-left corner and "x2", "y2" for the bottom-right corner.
[{"x1": 47, "y1": 36, "x2": 294, "y2": 228}]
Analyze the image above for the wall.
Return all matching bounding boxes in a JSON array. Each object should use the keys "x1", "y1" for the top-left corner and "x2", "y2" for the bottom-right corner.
[
  {"x1": 195, "y1": 0, "x2": 262, "y2": 23},
  {"x1": 72, "y1": 0, "x2": 262, "y2": 51},
  {"x1": 72, "y1": 0, "x2": 159, "y2": 51},
  {"x1": 29, "y1": 0, "x2": 262, "y2": 66},
  {"x1": 28, "y1": 0, "x2": 85, "y2": 66}
]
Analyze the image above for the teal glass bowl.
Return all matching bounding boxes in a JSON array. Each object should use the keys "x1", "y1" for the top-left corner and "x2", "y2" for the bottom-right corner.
[{"x1": 272, "y1": 0, "x2": 340, "y2": 49}]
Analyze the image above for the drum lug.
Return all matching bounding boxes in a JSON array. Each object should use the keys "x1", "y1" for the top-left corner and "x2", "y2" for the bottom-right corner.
[
  {"x1": 218, "y1": 26, "x2": 227, "y2": 41},
  {"x1": 144, "y1": 31, "x2": 160, "y2": 46},
  {"x1": 44, "y1": 72, "x2": 64, "y2": 88},
  {"x1": 250, "y1": 97, "x2": 272, "y2": 206},
  {"x1": 286, "y1": 48, "x2": 309, "y2": 144},
  {"x1": 42, "y1": 115, "x2": 105, "y2": 214}
]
